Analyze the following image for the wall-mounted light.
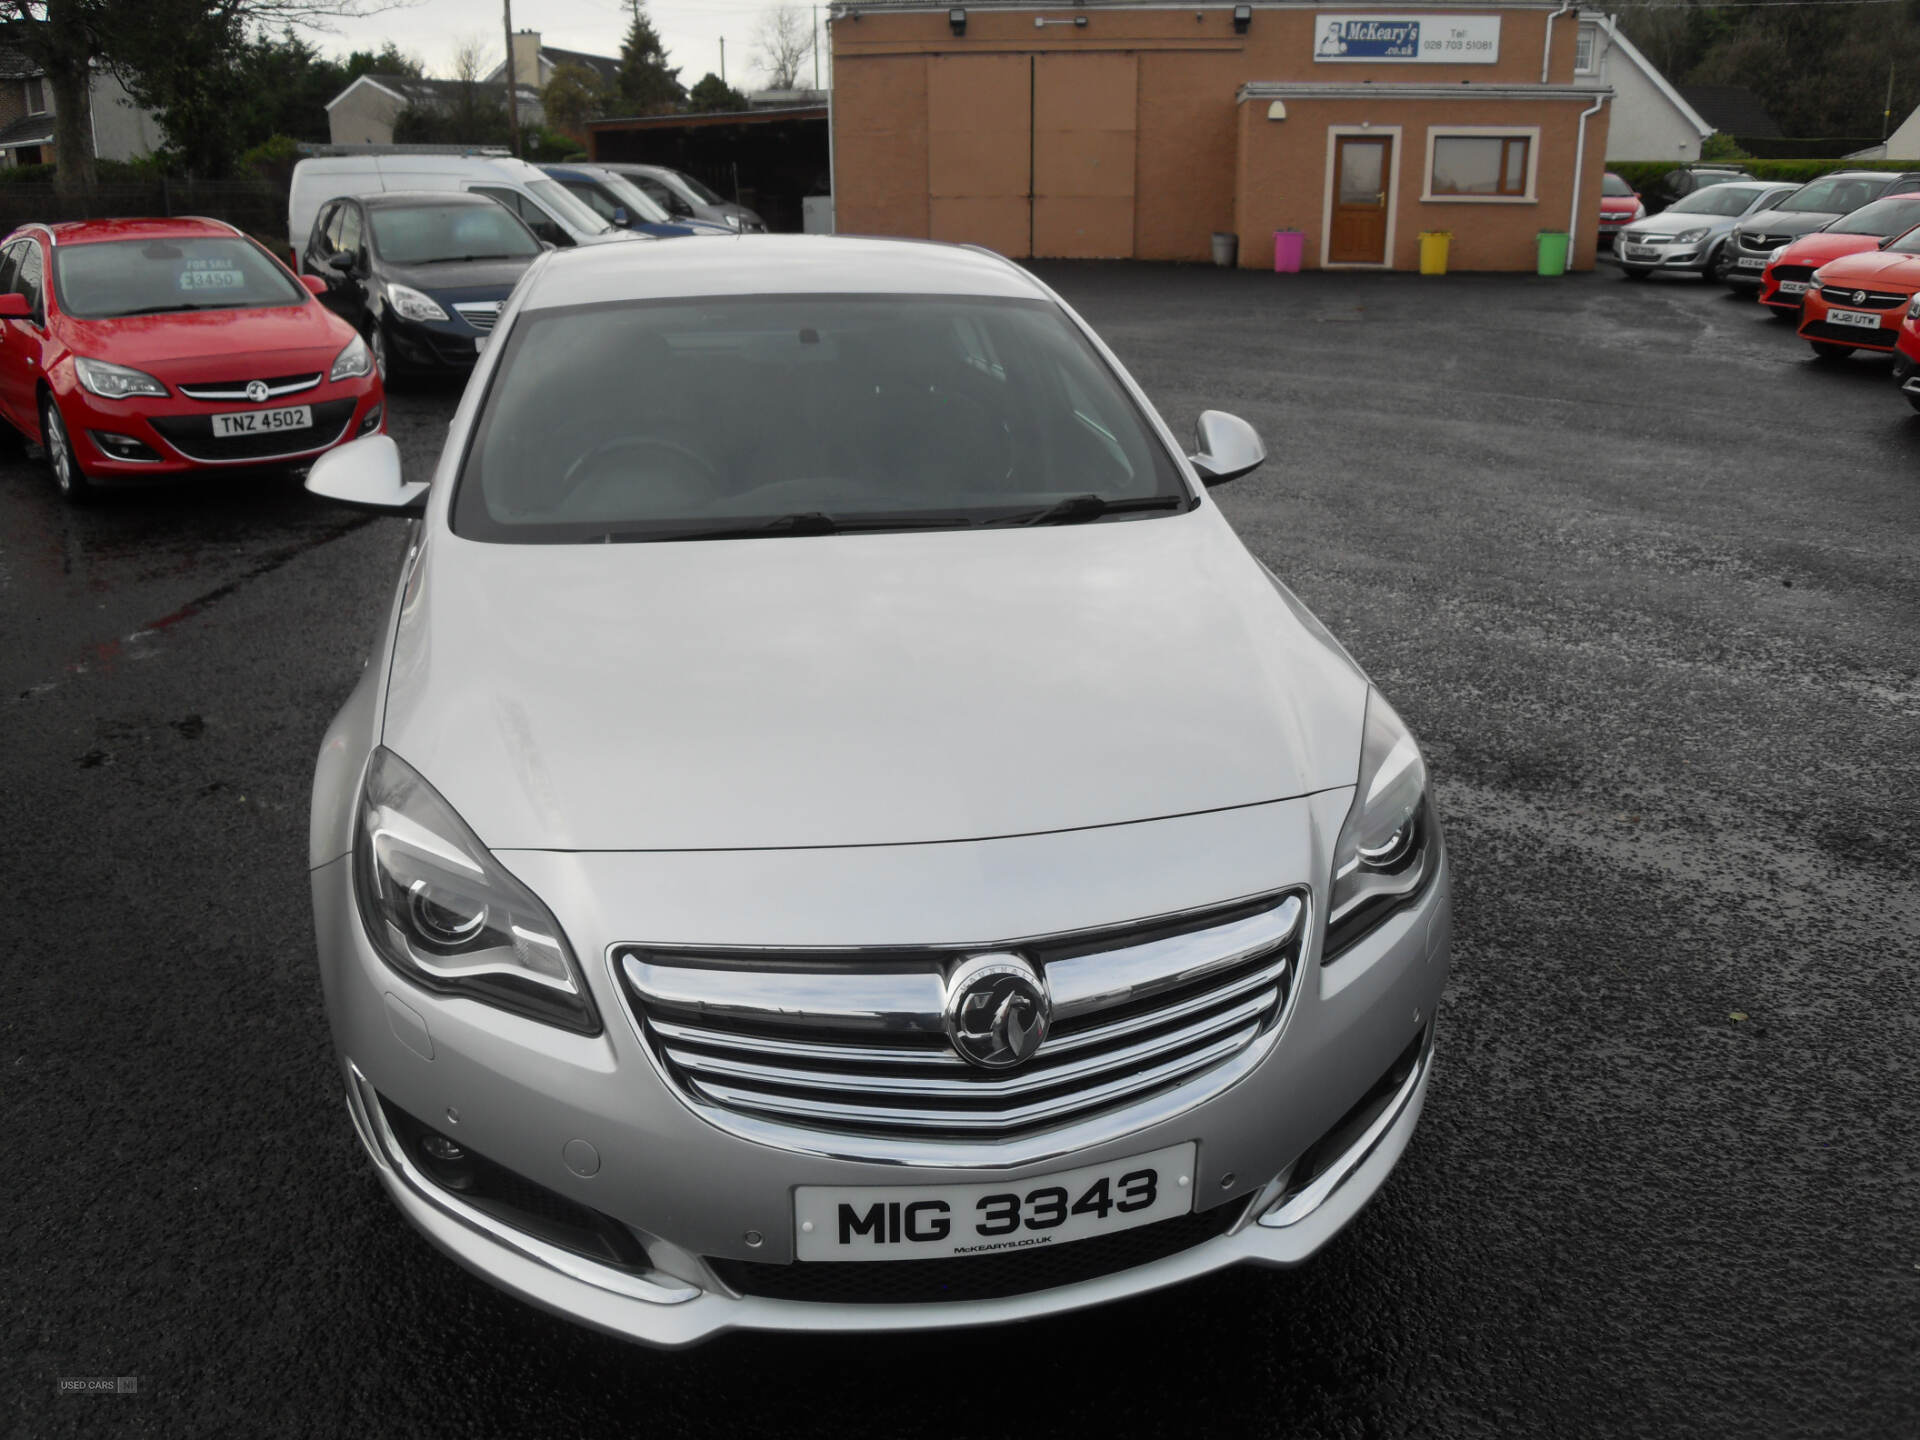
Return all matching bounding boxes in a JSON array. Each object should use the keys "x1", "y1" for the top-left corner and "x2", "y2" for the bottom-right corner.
[
  {"x1": 1035, "y1": 14, "x2": 1089, "y2": 26},
  {"x1": 1233, "y1": 4, "x2": 1252, "y2": 33},
  {"x1": 949, "y1": 7, "x2": 966, "y2": 35}
]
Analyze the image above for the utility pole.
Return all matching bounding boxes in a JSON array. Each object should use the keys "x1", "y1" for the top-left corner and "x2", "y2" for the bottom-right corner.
[
  {"x1": 720, "y1": 36, "x2": 726, "y2": 84},
  {"x1": 503, "y1": 0, "x2": 522, "y2": 158},
  {"x1": 1886, "y1": 58, "x2": 1896, "y2": 142},
  {"x1": 813, "y1": 6, "x2": 820, "y2": 89}
]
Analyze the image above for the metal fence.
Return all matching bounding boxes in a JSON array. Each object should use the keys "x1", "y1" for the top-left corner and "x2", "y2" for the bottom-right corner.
[{"x1": 0, "y1": 180, "x2": 290, "y2": 245}]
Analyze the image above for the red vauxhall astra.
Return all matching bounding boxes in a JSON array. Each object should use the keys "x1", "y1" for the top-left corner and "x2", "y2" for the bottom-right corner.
[{"x1": 0, "y1": 216, "x2": 384, "y2": 502}]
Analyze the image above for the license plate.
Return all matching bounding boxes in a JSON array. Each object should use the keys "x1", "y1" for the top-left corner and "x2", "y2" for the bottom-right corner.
[
  {"x1": 1623, "y1": 246, "x2": 1658, "y2": 260},
  {"x1": 794, "y1": 1141, "x2": 1197, "y2": 1262},
  {"x1": 211, "y1": 405, "x2": 311, "y2": 437},
  {"x1": 1737, "y1": 256, "x2": 1766, "y2": 269},
  {"x1": 1777, "y1": 280, "x2": 1808, "y2": 295},
  {"x1": 1828, "y1": 308, "x2": 1884, "y2": 330}
]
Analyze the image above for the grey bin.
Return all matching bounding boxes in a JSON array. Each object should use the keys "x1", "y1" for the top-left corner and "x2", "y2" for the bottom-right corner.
[{"x1": 1210, "y1": 231, "x2": 1238, "y2": 268}]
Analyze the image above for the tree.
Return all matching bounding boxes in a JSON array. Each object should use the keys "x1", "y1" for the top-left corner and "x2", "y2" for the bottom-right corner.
[
  {"x1": 342, "y1": 41, "x2": 423, "y2": 82},
  {"x1": 687, "y1": 72, "x2": 746, "y2": 115},
  {"x1": 752, "y1": 3, "x2": 815, "y2": 91},
  {"x1": 616, "y1": 0, "x2": 683, "y2": 115},
  {"x1": 541, "y1": 60, "x2": 608, "y2": 136},
  {"x1": 0, "y1": 0, "x2": 398, "y2": 194}
]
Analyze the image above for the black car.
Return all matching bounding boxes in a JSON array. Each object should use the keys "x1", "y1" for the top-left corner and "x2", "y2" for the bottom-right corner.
[
  {"x1": 1643, "y1": 164, "x2": 1751, "y2": 214},
  {"x1": 301, "y1": 191, "x2": 543, "y2": 382}
]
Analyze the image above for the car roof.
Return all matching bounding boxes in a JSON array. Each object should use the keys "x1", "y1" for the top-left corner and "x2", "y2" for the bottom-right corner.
[
  {"x1": 23, "y1": 216, "x2": 242, "y2": 246},
  {"x1": 524, "y1": 234, "x2": 1050, "y2": 310},
  {"x1": 357, "y1": 190, "x2": 501, "y2": 209}
]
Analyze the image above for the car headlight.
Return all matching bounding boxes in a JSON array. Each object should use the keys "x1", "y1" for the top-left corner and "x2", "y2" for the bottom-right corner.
[
  {"x1": 1907, "y1": 296, "x2": 1920, "y2": 320},
  {"x1": 1326, "y1": 691, "x2": 1437, "y2": 960},
  {"x1": 72, "y1": 356, "x2": 168, "y2": 400},
  {"x1": 1810, "y1": 269, "x2": 1828, "y2": 287},
  {"x1": 329, "y1": 333, "x2": 373, "y2": 383},
  {"x1": 385, "y1": 283, "x2": 448, "y2": 323},
  {"x1": 353, "y1": 747, "x2": 598, "y2": 1033},
  {"x1": 724, "y1": 213, "x2": 742, "y2": 230},
  {"x1": 1674, "y1": 228, "x2": 1709, "y2": 244},
  {"x1": 1768, "y1": 246, "x2": 1789, "y2": 264}
]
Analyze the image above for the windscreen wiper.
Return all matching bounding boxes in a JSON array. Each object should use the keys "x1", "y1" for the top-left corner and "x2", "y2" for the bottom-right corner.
[
  {"x1": 993, "y1": 493, "x2": 1189, "y2": 528},
  {"x1": 93, "y1": 302, "x2": 251, "y2": 317},
  {"x1": 602, "y1": 512, "x2": 974, "y2": 543}
]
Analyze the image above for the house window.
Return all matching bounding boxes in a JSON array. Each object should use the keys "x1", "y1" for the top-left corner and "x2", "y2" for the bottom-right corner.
[
  {"x1": 25, "y1": 76, "x2": 44, "y2": 113},
  {"x1": 1426, "y1": 131, "x2": 1536, "y2": 201},
  {"x1": 1575, "y1": 24, "x2": 1598, "y2": 74}
]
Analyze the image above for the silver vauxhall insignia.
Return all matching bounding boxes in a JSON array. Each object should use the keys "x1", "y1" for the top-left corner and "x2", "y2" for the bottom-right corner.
[{"x1": 304, "y1": 235, "x2": 1451, "y2": 1347}]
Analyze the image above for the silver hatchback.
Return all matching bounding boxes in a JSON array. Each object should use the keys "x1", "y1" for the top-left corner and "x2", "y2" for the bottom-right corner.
[
  {"x1": 304, "y1": 236, "x2": 1451, "y2": 1347},
  {"x1": 1616, "y1": 180, "x2": 1797, "y2": 281}
]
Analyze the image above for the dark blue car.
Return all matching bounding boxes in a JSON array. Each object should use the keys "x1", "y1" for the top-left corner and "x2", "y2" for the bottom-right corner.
[{"x1": 540, "y1": 164, "x2": 734, "y2": 239}]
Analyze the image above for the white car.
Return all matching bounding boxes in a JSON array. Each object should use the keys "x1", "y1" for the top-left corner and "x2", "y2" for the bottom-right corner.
[{"x1": 304, "y1": 235, "x2": 1451, "y2": 1348}]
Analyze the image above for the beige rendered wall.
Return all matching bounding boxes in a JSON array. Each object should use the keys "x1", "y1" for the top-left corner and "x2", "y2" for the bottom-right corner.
[
  {"x1": 328, "y1": 85, "x2": 404, "y2": 147},
  {"x1": 1234, "y1": 95, "x2": 1613, "y2": 270}
]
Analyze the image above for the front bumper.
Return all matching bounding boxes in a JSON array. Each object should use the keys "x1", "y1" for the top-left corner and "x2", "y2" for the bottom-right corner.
[
  {"x1": 1799, "y1": 295, "x2": 1904, "y2": 352},
  {"x1": 311, "y1": 790, "x2": 1451, "y2": 1347},
  {"x1": 382, "y1": 312, "x2": 491, "y2": 373},
  {"x1": 60, "y1": 377, "x2": 383, "y2": 477},
  {"x1": 1614, "y1": 237, "x2": 1710, "y2": 273}
]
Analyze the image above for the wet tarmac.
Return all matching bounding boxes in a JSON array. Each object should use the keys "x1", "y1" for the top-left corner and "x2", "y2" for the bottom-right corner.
[{"x1": 3, "y1": 265, "x2": 1915, "y2": 1438}]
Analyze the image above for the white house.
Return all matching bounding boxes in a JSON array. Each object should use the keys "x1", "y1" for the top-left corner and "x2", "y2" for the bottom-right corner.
[
  {"x1": 1849, "y1": 106, "x2": 1920, "y2": 161},
  {"x1": 0, "y1": 46, "x2": 163, "y2": 167},
  {"x1": 1574, "y1": 15, "x2": 1713, "y2": 163}
]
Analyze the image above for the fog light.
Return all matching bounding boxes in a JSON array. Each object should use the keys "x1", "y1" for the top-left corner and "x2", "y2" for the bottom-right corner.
[
  {"x1": 420, "y1": 1133, "x2": 465, "y2": 1162},
  {"x1": 356, "y1": 404, "x2": 383, "y2": 436},
  {"x1": 87, "y1": 430, "x2": 160, "y2": 462}
]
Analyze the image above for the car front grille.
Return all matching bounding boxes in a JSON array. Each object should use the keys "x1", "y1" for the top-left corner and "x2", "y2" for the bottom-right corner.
[
  {"x1": 453, "y1": 301, "x2": 501, "y2": 332},
  {"x1": 1770, "y1": 265, "x2": 1815, "y2": 284},
  {"x1": 1803, "y1": 319, "x2": 1897, "y2": 348},
  {"x1": 175, "y1": 371, "x2": 323, "y2": 402},
  {"x1": 148, "y1": 397, "x2": 356, "y2": 462},
  {"x1": 1741, "y1": 232, "x2": 1791, "y2": 251},
  {"x1": 617, "y1": 891, "x2": 1306, "y2": 1149},
  {"x1": 708, "y1": 1200, "x2": 1243, "y2": 1304},
  {"x1": 1818, "y1": 286, "x2": 1906, "y2": 309}
]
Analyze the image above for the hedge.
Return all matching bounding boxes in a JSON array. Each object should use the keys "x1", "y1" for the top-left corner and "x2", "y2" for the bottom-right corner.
[{"x1": 1608, "y1": 158, "x2": 1920, "y2": 195}]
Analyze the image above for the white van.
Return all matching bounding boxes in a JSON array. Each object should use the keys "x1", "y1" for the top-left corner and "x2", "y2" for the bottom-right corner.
[{"x1": 288, "y1": 154, "x2": 639, "y2": 268}]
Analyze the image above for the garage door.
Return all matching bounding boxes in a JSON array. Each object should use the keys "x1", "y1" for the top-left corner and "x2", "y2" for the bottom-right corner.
[
  {"x1": 927, "y1": 54, "x2": 1032, "y2": 256},
  {"x1": 1033, "y1": 53, "x2": 1137, "y2": 260}
]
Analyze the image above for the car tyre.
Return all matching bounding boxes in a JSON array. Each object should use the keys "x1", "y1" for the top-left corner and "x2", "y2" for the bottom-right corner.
[
  {"x1": 41, "y1": 392, "x2": 95, "y2": 504},
  {"x1": 1622, "y1": 266, "x2": 1651, "y2": 281},
  {"x1": 1809, "y1": 342, "x2": 1853, "y2": 362},
  {"x1": 1906, "y1": 391, "x2": 1920, "y2": 415},
  {"x1": 1706, "y1": 245, "x2": 1733, "y2": 282},
  {"x1": 368, "y1": 324, "x2": 397, "y2": 389}
]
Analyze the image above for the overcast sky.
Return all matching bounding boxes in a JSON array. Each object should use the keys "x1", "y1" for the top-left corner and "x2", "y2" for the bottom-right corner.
[{"x1": 314, "y1": 0, "x2": 829, "y2": 97}]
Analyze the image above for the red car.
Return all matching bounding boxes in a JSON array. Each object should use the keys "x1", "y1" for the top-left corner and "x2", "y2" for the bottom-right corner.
[
  {"x1": 1891, "y1": 312, "x2": 1920, "y2": 410},
  {"x1": 1757, "y1": 194, "x2": 1920, "y2": 313},
  {"x1": 0, "y1": 216, "x2": 383, "y2": 502},
  {"x1": 1599, "y1": 173, "x2": 1644, "y2": 247},
  {"x1": 1795, "y1": 226, "x2": 1920, "y2": 360}
]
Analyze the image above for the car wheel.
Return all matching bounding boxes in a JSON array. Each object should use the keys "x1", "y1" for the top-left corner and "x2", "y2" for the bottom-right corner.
[
  {"x1": 1809, "y1": 342, "x2": 1853, "y2": 362},
  {"x1": 1906, "y1": 390, "x2": 1920, "y2": 415},
  {"x1": 1891, "y1": 354, "x2": 1914, "y2": 385},
  {"x1": 1706, "y1": 245, "x2": 1732, "y2": 282},
  {"x1": 1622, "y1": 266, "x2": 1651, "y2": 281},
  {"x1": 41, "y1": 392, "x2": 94, "y2": 504}
]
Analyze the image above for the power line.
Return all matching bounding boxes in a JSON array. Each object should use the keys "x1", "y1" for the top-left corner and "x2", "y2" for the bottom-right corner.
[{"x1": 1614, "y1": 0, "x2": 1912, "y2": 8}]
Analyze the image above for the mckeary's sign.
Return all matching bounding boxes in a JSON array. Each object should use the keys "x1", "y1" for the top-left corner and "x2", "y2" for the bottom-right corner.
[{"x1": 1313, "y1": 15, "x2": 1501, "y2": 63}]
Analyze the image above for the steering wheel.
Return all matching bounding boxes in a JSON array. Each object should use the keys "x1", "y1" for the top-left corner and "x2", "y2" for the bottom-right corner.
[{"x1": 556, "y1": 434, "x2": 720, "y2": 515}]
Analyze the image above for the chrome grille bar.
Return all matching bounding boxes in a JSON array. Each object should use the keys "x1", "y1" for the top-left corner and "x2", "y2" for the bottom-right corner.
[
  {"x1": 177, "y1": 372, "x2": 322, "y2": 402},
  {"x1": 617, "y1": 889, "x2": 1306, "y2": 1146}
]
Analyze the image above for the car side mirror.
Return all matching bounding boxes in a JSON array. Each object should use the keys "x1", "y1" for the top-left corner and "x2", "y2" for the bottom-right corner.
[
  {"x1": 1188, "y1": 410, "x2": 1266, "y2": 487},
  {"x1": 539, "y1": 239, "x2": 557, "y2": 252},
  {"x1": 612, "y1": 206, "x2": 631, "y2": 227},
  {"x1": 299, "y1": 273, "x2": 328, "y2": 295},
  {"x1": 0, "y1": 292, "x2": 29, "y2": 319},
  {"x1": 304, "y1": 435, "x2": 427, "y2": 513}
]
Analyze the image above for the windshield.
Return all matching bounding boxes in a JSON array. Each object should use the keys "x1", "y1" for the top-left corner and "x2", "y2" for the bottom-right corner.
[
  {"x1": 672, "y1": 171, "x2": 725, "y2": 206},
  {"x1": 1601, "y1": 175, "x2": 1635, "y2": 197},
  {"x1": 1827, "y1": 194, "x2": 1920, "y2": 236},
  {"x1": 525, "y1": 178, "x2": 614, "y2": 236},
  {"x1": 1667, "y1": 186, "x2": 1768, "y2": 217},
  {"x1": 52, "y1": 236, "x2": 304, "y2": 319},
  {"x1": 566, "y1": 173, "x2": 670, "y2": 225},
  {"x1": 369, "y1": 203, "x2": 541, "y2": 264},
  {"x1": 1882, "y1": 223, "x2": 1920, "y2": 256},
  {"x1": 453, "y1": 294, "x2": 1189, "y2": 544},
  {"x1": 1780, "y1": 176, "x2": 1885, "y2": 214}
]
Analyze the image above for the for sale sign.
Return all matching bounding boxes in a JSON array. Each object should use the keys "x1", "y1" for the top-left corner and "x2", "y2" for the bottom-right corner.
[{"x1": 1314, "y1": 15, "x2": 1501, "y2": 63}]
